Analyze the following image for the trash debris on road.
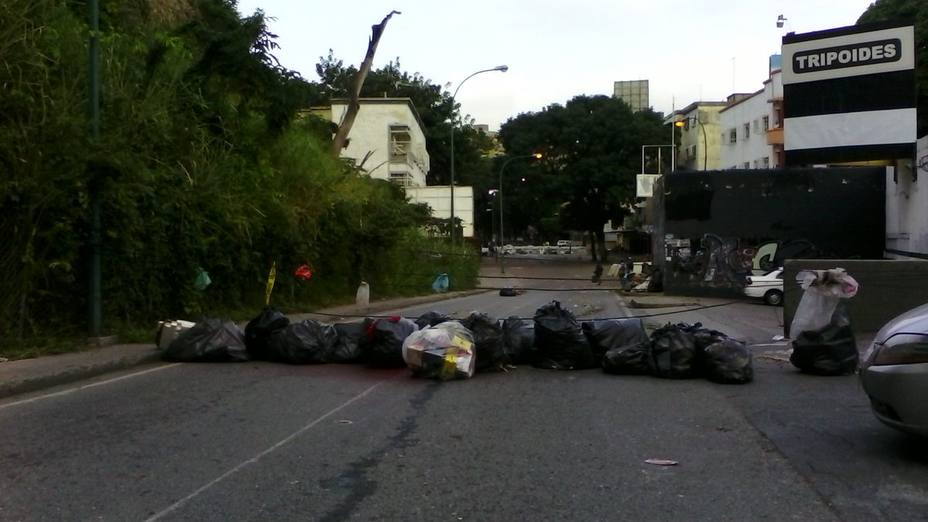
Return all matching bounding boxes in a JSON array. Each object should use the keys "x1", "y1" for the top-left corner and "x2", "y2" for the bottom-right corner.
[
  {"x1": 499, "y1": 287, "x2": 519, "y2": 297},
  {"x1": 163, "y1": 318, "x2": 249, "y2": 362},
  {"x1": 533, "y1": 301, "x2": 595, "y2": 370},
  {"x1": 403, "y1": 321, "x2": 475, "y2": 380},
  {"x1": 363, "y1": 317, "x2": 418, "y2": 367},
  {"x1": 582, "y1": 318, "x2": 649, "y2": 360},
  {"x1": 648, "y1": 323, "x2": 698, "y2": 379},
  {"x1": 703, "y1": 339, "x2": 754, "y2": 384},
  {"x1": 156, "y1": 319, "x2": 196, "y2": 351},
  {"x1": 772, "y1": 335, "x2": 786, "y2": 342},
  {"x1": 432, "y1": 273, "x2": 450, "y2": 293},
  {"x1": 267, "y1": 320, "x2": 338, "y2": 364},
  {"x1": 329, "y1": 321, "x2": 367, "y2": 363},
  {"x1": 415, "y1": 311, "x2": 452, "y2": 330},
  {"x1": 501, "y1": 316, "x2": 535, "y2": 365},
  {"x1": 244, "y1": 307, "x2": 289, "y2": 359},
  {"x1": 462, "y1": 312, "x2": 506, "y2": 371},
  {"x1": 602, "y1": 341, "x2": 651, "y2": 374},
  {"x1": 644, "y1": 459, "x2": 678, "y2": 466},
  {"x1": 789, "y1": 269, "x2": 859, "y2": 376}
]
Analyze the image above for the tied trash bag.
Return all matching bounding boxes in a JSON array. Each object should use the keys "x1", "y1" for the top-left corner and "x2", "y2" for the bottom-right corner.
[
  {"x1": 432, "y1": 273, "x2": 450, "y2": 293},
  {"x1": 462, "y1": 312, "x2": 506, "y2": 371},
  {"x1": 502, "y1": 317, "x2": 535, "y2": 365},
  {"x1": 790, "y1": 302, "x2": 859, "y2": 376},
  {"x1": 415, "y1": 311, "x2": 452, "y2": 330},
  {"x1": 703, "y1": 339, "x2": 754, "y2": 384},
  {"x1": 533, "y1": 301, "x2": 595, "y2": 370},
  {"x1": 649, "y1": 323, "x2": 698, "y2": 378},
  {"x1": 363, "y1": 317, "x2": 418, "y2": 367},
  {"x1": 244, "y1": 307, "x2": 290, "y2": 359},
  {"x1": 790, "y1": 268, "x2": 859, "y2": 338},
  {"x1": 163, "y1": 318, "x2": 248, "y2": 362},
  {"x1": 602, "y1": 341, "x2": 651, "y2": 375},
  {"x1": 582, "y1": 318, "x2": 649, "y2": 359},
  {"x1": 268, "y1": 320, "x2": 338, "y2": 364},
  {"x1": 402, "y1": 321, "x2": 476, "y2": 380},
  {"x1": 329, "y1": 321, "x2": 366, "y2": 363}
]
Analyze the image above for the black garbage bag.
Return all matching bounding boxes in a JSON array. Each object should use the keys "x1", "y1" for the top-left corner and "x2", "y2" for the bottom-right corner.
[
  {"x1": 363, "y1": 317, "x2": 419, "y2": 367},
  {"x1": 790, "y1": 303, "x2": 859, "y2": 376},
  {"x1": 533, "y1": 301, "x2": 595, "y2": 370},
  {"x1": 244, "y1": 307, "x2": 290, "y2": 359},
  {"x1": 790, "y1": 325, "x2": 858, "y2": 376},
  {"x1": 582, "y1": 318, "x2": 649, "y2": 359},
  {"x1": 329, "y1": 321, "x2": 366, "y2": 363},
  {"x1": 647, "y1": 267, "x2": 664, "y2": 292},
  {"x1": 267, "y1": 320, "x2": 338, "y2": 364},
  {"x1": 164, "y1": 318, "x2": 249, "y2": 362},
  {"x1": 502, "y1": 316, "x2": 536, "y2": 365},
  {"x1": 704, "y1": 339, "x2": 754, "y2": 384},
  {"x1": 649, "y1": 323, "x2": 698, "y2": 378},
  {"x1": 415, "y1": 311, "x2": 452, "y2": 330},
  {"x1": 602, "y1": 340, "x2": 651, "y2": 374},
  {"x1": 462, "y1": 312, "x2": 506, "y2": 371}
]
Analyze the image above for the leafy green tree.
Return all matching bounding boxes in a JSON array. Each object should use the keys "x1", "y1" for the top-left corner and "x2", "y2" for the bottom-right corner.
[
  {"x1": 858, "y1": 0, "x2": 928, "y2": 136},
  {"x1": 497, "y1": 96, "x2": 666, "y2": 260}
]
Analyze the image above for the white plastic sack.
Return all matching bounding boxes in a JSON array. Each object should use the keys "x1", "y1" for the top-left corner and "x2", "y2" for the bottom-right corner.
[
  {"x1": 789, "y1": 268, "x2": 858, "y2": 337},
  {"x1": 156, "y1": 320, "x2": 195, "y2": 351},
  {"x1": 355, "y1": 281, "x2": 370, "y2": 306},
  {"x1": 402, "y1": 321, "x2": 475, "y2": 380}
]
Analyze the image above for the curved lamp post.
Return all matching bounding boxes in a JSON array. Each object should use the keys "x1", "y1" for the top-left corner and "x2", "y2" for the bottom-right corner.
[
  {"x1": 449, "y1": 65, "x2": 508, "y2": 245},
  {"x1": 675, "y1": 117, "x2": 708, "y2": 170},
  {"x1": 498, "y1": 152, "x2": 542, "y2": 273}
]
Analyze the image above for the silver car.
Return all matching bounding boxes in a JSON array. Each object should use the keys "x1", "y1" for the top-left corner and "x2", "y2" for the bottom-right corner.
[{"x1": 860, "y1": 302, "x2": 928, "y2": 437}]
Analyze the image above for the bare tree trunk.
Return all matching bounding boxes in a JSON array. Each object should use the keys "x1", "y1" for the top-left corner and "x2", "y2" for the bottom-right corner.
[
  {"x1": 330, "y1": 10, "x2": 401, "y2": 157},
  {"x1": 596, "y1": 229, "x2": 608, "y2": 263},
  {"x1": 589, "y1": 230, "x2": 598, "y2": 262}
]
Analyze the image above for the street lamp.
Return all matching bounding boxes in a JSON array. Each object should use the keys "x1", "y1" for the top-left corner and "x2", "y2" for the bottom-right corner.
[
  {"x1": 498, "y1": 152, "x2": 542, "y2": 273},
  {"x1": 449, "y1": 65, "x2": 508, "y2": 246},
  {"x1": 675, "y1": 117, "x2": 708, "y2": 170}
]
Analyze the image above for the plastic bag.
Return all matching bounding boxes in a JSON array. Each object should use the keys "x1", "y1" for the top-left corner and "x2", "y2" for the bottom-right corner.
[
  {"x1": 533, "y1": 301, "x2": 595, "y2": 370},
  {"x1": 194, "y1": 267, "x2": 212, "y2": 291},
  {"x1": 703, "y1": 339, "x2": 754, "y2": 384},
  {"x1": 363, "y1": 317, "x2": 419, "y2": 367},
  {"x1": 155, "y1": 320, "x2": 195, "y2": 351},
  {"x1": 789, "y1": 268, "x2": 858, "y2": 338},
  {"x1": 582, "y1": 318, "x2": 649, "y2": 359},
  {"x1": 649, "y1": 324, "x2": 698, "y2": 378},
  {"x1": 267, "y1": 320, "x2": 338, "y2": 364},
  {"x1": 163, "y1": 318, "x2": 248, "y2": 362},
  {"x1": 329, "y1": 321, "x2": 366, "y2": 363},
  {"x1": 244, "y1": 307, "x2": 290, "y2": 359},
  {"x1": 602, "y1": 341, "x2": 651, "y2": 374},
  {"x1": 502, "y1": 317, "x2": 536, "y2": 365},
  {"x1": 402, "y1": 321, "x2": 476, "y2": 380},
  {"x1": 432, "y1": 273, "x2": 450, "y2": 293},
  {"x1": 790, "y1": 303, "x2": 858, "y2": 376},
  {"x1": 356, "y1": 281, "x2": 370, "y2": 306},
  {"x1": 462, "y1": 312, "x2": 506, "y2": 371},
  {"x1": 415, "y1": 311, "x2": 452, "y2": 330}
]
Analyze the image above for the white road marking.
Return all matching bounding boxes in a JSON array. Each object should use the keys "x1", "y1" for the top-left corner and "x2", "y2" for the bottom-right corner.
[
  {"x1": 0, "y1": 363, "x2": 182, "y2": 412},
  {"x1": 144, "y1": 379, "x2": 390, "y2": 521}
]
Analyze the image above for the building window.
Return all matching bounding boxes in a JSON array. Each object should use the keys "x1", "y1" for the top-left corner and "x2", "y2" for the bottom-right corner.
[
  {"x1": 729, "y1": 129, "x2": 737, "y2": 144},
  {"x1": 743, "y1": 162, "x2": 750, "y2": 169},
  {"x1": 753, "y1": 160, "x2": 759, "y2": 169},
  {"x1": 389, "y1": 172, "x2": 410, "y2": 186},
  {"x1": 389, "y1": 125, "x2": 412, "y2": 164},
  {"x1": 763, "y1": 156, "x2": 770, "y2": 168},
  {"x1": 753, "y1": 119, "x2": 759, "y2": 133},
  {"x1": 743, "y1": 123, "x2": 750, "y2": 140},
  {"x1": 762, "y1": 116, "x2": 770, "y2": 131}
]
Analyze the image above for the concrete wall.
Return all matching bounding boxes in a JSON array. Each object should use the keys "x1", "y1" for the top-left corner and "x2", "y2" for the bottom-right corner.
[
  {"x1": 405, "y1": 186, "x2": 474, "y2": 238},
  {"x1": 885, "y1": 135, "x2": 928, "y2": 258},
  {"x1": 784, "y1": 259, "x2": 928, "y2": 335}
]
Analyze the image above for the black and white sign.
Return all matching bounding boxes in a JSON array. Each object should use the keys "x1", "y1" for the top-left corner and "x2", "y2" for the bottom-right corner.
[{"x1": 783, "y1": 22, "x2": 916, "y2": 165}]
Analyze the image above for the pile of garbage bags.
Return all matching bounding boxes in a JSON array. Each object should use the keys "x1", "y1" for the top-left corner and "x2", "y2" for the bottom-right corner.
[
  {"x1": 158, "y1": 300, "x2": 752, "y2": 384},
  {"x1": 788, "y1": 269, "x2": 860, "y2": 376}
]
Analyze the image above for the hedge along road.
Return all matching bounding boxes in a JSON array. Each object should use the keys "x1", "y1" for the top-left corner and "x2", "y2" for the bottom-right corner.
[{"x1": 0, "y1": 278, "x2": 847, "y2": 521}]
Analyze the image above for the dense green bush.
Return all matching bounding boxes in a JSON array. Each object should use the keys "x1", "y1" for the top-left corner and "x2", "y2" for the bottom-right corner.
[{"x1": 0, "y1": 0, "x2": 477, "y2": 346}]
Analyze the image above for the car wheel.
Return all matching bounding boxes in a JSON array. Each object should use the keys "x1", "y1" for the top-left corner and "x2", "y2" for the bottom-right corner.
[{"x1": 764, "y1": 289, "x2": 783, "y2": 306}]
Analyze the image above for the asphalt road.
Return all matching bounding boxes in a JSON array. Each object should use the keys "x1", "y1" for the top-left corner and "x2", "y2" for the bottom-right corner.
[{"x1": 1, "y1": 258, "x2": 925, "y2": 521}]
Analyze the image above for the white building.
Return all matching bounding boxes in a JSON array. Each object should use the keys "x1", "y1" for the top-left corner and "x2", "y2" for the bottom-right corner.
[
  {"x1": 886, "y1": 135, "x2": 928, "y2": 259},
  {"x1": 672, "y1": 101, "x2": 727, "y2": 171},
  {"x1": 719, "y1": 66, "x2": 784, "y2": 170},
  {"x1": 327, "y1": 98, "x2": 430, "y2": 187}
]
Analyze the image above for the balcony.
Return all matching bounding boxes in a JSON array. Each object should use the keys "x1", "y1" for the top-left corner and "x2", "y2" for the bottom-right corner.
[{"x1": 766, "y1": 127, "x2": 783, "y2": 146}]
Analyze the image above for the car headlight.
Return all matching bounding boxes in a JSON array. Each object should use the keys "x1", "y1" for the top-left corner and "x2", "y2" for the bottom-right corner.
[{"x1": 871, "y1": 339, "x2": 928, "y2": 366}]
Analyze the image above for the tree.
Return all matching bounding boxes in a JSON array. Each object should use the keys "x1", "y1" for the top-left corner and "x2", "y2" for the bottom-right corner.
[
  {"x1": 497, "y1": 95, "x2": 666, "y2": 261},
  {"x1": 858, "y1": 0, "x2": 928, "y2": 136}
]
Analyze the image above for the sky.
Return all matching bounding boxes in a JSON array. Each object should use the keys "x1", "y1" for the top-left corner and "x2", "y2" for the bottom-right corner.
[{"x1": 235, "y1": 0, "x2": 877, "y2": 130}]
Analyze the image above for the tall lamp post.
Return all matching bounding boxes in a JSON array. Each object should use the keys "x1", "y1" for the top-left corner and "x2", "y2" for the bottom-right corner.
[
  {"x1": 449, "y1": 65, "x2": 508, "y2": 246},
  {"x1": 675, "y1": 117, "x2": 708, "y2": 170},
  {"x1": 498, "y1": 153, "x2": 542, "y2": 273}
]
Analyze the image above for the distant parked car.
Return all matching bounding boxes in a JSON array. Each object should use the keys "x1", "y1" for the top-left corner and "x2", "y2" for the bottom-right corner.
[
  {"x1": 556, "y1": 239, "x2": 571, "y2": 254},
  {"x1": 860, "y1": 302, "x2": 928, "y2": 437},
  {"x1": 502, "y1": 244, "x2": 515, "y2": 255},
  {"x1": 744, "y1": 268, "x2": 783, "y2": 306}
]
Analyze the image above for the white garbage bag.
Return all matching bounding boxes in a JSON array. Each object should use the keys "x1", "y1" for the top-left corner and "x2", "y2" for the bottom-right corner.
[{"x1": 789, "y1": 268, "x2": 859, "y2": 338}]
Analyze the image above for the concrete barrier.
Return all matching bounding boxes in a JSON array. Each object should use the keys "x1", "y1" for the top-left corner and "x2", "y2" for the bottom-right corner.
[{"x1": 784, "y1": 259, "x2": 928, "y2": 336}]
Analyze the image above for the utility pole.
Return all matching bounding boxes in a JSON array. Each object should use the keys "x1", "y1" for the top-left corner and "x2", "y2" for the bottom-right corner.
[{"x1": 88, "y1": 0, "x2": 102, "y2": 338}]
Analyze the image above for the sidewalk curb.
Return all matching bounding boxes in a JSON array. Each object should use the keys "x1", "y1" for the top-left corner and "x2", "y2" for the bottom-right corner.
[
  {"x1": 0, "y1": 289, "x2": 491, "y2": 400},
  {"x1": 0, "y1": 348, "x2": 162, "y2": 400}
]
